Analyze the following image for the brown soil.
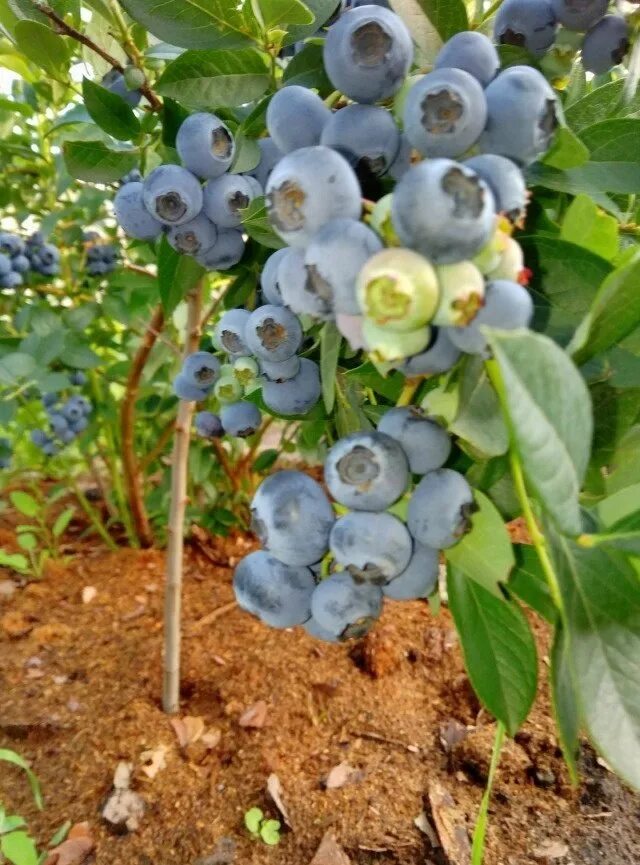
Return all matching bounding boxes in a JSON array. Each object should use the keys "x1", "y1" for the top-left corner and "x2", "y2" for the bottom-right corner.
[{"x1": 1, "y1": 520, "x2": 639, "y2": 865}]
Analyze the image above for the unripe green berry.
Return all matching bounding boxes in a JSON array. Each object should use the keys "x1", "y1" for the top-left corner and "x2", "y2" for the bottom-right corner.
[
  {"x1": 472, "y1": 228, "x2": 505, "y2": 275},
  {"x1": 357, "y1": 248, "x2": 440, "y2": 333},
  {"x1": 434, "y1": 262, "x2": 485, "y2": 327},
  {"x1": 233, "y1": 356, "x2": 259, "y2": 386},
  {"x1": 487, "y1": 236, "x2": 525, "y2": 283},
  {"x1": 214, "y1": 373, "x2": 243, "y2": 404},
  {"x1": 369, "y1": 194, "x2": 401, "y2": 247},
  {"x1": 124, "y1": 66, "x2": 146, "y2": 90},
  {"x1": 362, "y1": 319, "x2": 431, "y2": 362}
]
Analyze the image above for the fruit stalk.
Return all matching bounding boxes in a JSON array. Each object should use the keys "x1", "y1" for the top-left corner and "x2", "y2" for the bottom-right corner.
[
  {"x1": 396, "y1": 377, "x2": 421, "y2": 407},
  {"x1": 163, "y1": 280, "x2": 203, "y2": 714}
]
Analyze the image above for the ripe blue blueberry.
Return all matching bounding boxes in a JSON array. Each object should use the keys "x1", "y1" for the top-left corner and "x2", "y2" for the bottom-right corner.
[
  {"x1": 173, "y1": 374, "x2": 208, "y2": 402},
  {"x1": 260, "y1": 248, "x2": 288, "y2": 306},
  {"x1": 70, "y1": 416, "x2": 89, "y2": 434},
  {"x1": 266, "y1": 146, "x2": 361, "y2": 247},
  {"x1": 62, "y1": 396, "x2": 87, "y2": 423},
  {"x1": 408, "y1": 468, "x2": 475, "y2": 549},
  {"x1": 49, "y1": 413, "x2": 70, "y2": 437},
  {"x1": 244, "y1": 304, "x2": 303, "y2": 362},
  {"x1": 234, "y1": 550, "x2": 315, "y2": 628},
  {"x1": 302, "y1": 616, "x2": 340, "y2": 643},
  {"x1": 383, "y1": 542, "x2": 439, "y2": 600},
  {"x1": 320, "y1": 104, "x2": 401, "y2": 177},
  {"x1": 582, "y1": 15, "x2": 630, "y2": 74},
  {"x1": 246, "y1": 137, "x2": 283, "y2": 189},
  {"x1": 463, "y1": 155, "x2": 527, "y2": 225},
  {"x1": 31, "y1": 429, "x2": 49, "y2": 447},
  {"x1": 323, "y1": 5, "x2": 413, "y2": 104},
  {"x1": 330, "y1": 511, "x2": 412, "y2": 584},
  {"x1": 0, "y1": 233, "x2": 25, "y2": 256},
  {"x1": 101, "y1": 69, "x2": 141, "y2": 107},
  {"x1": 181, "y1": 351, "x2": 221, "y2": 390},
  {"x1": 41, "y1": 392, "x2": 58, "y2": 408},
  {"x1": 262, "y1": 358, "x2": 321, "y2": 416},
  {"x1": 220, "y1": 401, "x2": 262, "y2": 437},
  {"x1": 266, "y1": 85, "x2": 332, "y2": 153},
  {"x1": 167, "y1": 213, "x2": 218, "y2": 256},
  {"x1": 494, "y1": 0, "x2": 557, "y2": 57},
  {"x1": 399, "y1": 328, "x2": 461, "y2": 376},
  {"x1": 114, "y1": 182, "x2": 163, "y2": 241},
  {"x1": 310, "y1": 572, "x2": 383, "y2": 640},
  {"x1": 304, "y1": 218, "x2": 383, "y2": 316},
  {"x1": 195, "y1": 411, "x2": 224, "y2": 438},
  {"x1": 0, "y1": 253, "x2": 11, "y2": 276},
  {"x1": 0, "y1": 271, "x2": 22, "y2": 288},
  {"x1": 251, "y1": 469, "x2": 335, "y2": 566},
  {"x1": 142, "y1": 165, "x2": 203, "y2": 226},
  {"x1": 480, "y1": 66, "x2": 559, "y2": 166},
  {"x1": 324, "y1": 430, "x2": 409, "y2": 510},
  {"x1": 403, "y1": 69, "x2": 487, "y2": 159},
  {"x1": 260, "y1": 355, "x2": 301, "y2": 382},
  {"x1": 11, "y1": 255, "x2": 30, "y2": 274},
  {"x1": 434, "y1": 31, "x2": 500, "y2": 87},
  {"x1": 551, "y1": 0, "x2": 608, "y2": 32},
  {"x1": 214, "y1": 309, "x2": 252, "y2": 357},
  {"x1": 277, "y1": 247, "x2": 333, "y2": 319},
  {"x1": 391, "y1": 159, "x2": 496, "y2": 264},
  {"x1": 378, "y1": 407, "x2": 451, "y2": 475},
  {"x1": 202, "y1": 174, "x2": 257, "y2": 229},
  {"x1": 176, "y1": 112, "x2": 235, "y2": 179},
  {"x1": 447, "y1": 279, "x2": 534, "y2": 355},
  {"x1": 196, "y1": 229, "x2": 245, "y2": 271}
]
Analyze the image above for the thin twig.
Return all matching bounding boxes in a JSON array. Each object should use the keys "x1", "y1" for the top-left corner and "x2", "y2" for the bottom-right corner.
[
  {"x1": 211, "y1": 439, "x2": 241, "y2": 492},
  {"x1": 140, "y1": 418, "x2": 174, "y2": 472},
  {"x1": 186, "y1": 601, "x2": 237, "y2": 635},
  {"x1": 125, "y1": 262, "x2": 157, "y2": 278}
]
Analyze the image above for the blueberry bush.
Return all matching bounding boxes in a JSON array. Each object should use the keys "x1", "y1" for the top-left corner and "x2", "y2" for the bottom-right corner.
[{"x1": 1, "y1": 0, "x2": 640, "y2": 852}]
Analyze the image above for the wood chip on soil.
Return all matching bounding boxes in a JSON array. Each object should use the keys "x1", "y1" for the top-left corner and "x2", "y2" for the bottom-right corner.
[{"x1": 309, "y1": 830, "x2": 351, "y2": 865}]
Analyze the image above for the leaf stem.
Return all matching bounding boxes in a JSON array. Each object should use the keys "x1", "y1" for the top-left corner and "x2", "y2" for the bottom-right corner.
[
  {"x1": 396, "y1": 378, "x2": 420, "y2": 407},
  {"x1": 71, "y1": 482, "x2": 118, "y2": 552},
  {"x1": 471, "y1": 721, "x2": 506, "y2": 865}
]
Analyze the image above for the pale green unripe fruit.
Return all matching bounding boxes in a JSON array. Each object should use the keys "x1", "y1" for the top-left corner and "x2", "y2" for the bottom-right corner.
[
  {"x1": 487, "y1": 236, "x2": 525, "y2": 282},
  {"x1": 233, "y1": 356, "x2": 259, "y2": 386},
  {"x1": 357, "y1": 248, "x2": 440, "y2": 333},
  {"x1": 362, "y1": 319, "x2": 431, "y2": 362},
  {"x1": 369, "y1": 194, "x2": 401, "y2": 247},
  {"x1": 124, "y1": 66, "x2": 146, "y2": 90},
  {"x1": 472, "y1": 229, "x2": 505, "y2": 275},
  {"x1": 214, "y1": 374, "x2": 243, "y2": 404},
  {"x1": 434, "y1": 262, "x2": 485, "y2": 327}
]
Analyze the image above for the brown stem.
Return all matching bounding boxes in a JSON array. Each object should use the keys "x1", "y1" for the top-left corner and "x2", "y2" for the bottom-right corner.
[
  {"x1": 139, "y1": 418, "x2": 174, "y2": 472},
  {"x1": 125, "y1": 262, "x2": 157, "y2": 278},
  {"x1": 163, "y1": 282, "x2": 203, "y2": 714},
  {"x1": 211, "y1": 439, "x2": 240, "y2": 493},
  {"x1": 34, "y1": 1, "x2": 162, "y2": 110},
  {"x1": 121, "y1": 303, "x2": 165, "y2": 548}
]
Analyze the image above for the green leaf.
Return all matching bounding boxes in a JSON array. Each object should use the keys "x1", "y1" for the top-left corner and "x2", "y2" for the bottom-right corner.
[
  {"x1": 579, "y1": 117, "x2": 640, "y2": 162},
  {"x1": 244, "y1": 807, "x2": 263, "y2": 835},
  {"x1": 119, "y1": 0, "x2": 260, "y2": 49},
  {"x1": 541, "y1": 125, "x2": 589, "y2": 169},
  {"x1": 157, "y1": 49, "x2": 269, "y2": 108},
  {"x1": 0, "y1": 749, "x2": 43, "y2": 808},
  {"x1": 17, "y1": 532, "x2": 37, "y2": 552},
  {"x1": 570, "y1": 253, "x2": 640, "y2": 366},
  {"x1": 564, "y1": 79, "x2": 640, "y2": 132},
  {"x1": 414, "y1": 0, "x2": 467, "y2": 40},
  {"x1": 508, "y1": 545, "x2": 556, "y2": 623},
  {"x1": 450, "y1": 356, "x2": 508, "y2": 458},
  {"x1": 52, "y1": 507, "x2": 75, "y2": 539},
  {"x1": 63, "y1": 140, "x2": 138, "y2": 183},
  {"x1": 240, "y1": 196, "x2": 285, "y2": 250},
  {"x1": 230, "y1": 135, "x2": 261, "y2": 174},
  {"x1": 320, "y1": 322, "x2": 341, "y2": 414},
  {"x1": 157, "y1": 236, "x2": 205, "y2": 315},
  {"x1": 81, "y1": 78, "x2": 140, "y2": 141},
  {"x1": 550, "y1": 532, "x2": 640, "y2": 791},
  {"x1": 487, "y1": 330, "x2": 592, "y2": 536},
  {"x1": 447, "y1": 567, "x2": 538, "y2": 736},
  {"x1": 252, "y1": 449, "x2": 278, "y2": 472},
  {"x1": 161, "y1": 97, "x2": 190, "y2": 148},
  {"x1": 260, "y1": 819, "x2": 281, "y2": 846},
  {"x1": 14, "y1": 19, "x2": 69, "y2": 75},
  {"x1": 282, "y1": 0, "x2": 341, "y2": 45},
  {"x1": 550, "y1": 625, "x2": 580, "y2": 785},
  {"x1": 446, "y1": 491, "x2": 514, "y2": 598},
  {"x1": 560, "y1": 193, "x2": 618, "y2": 260},
  {"x1": 48, "y1": 821, "x2": 72, "y2": 849},
  {"x1": 0, "y1": 351, "x2": 36, "y2": 384},
  {"x1": 255, "y1": 0, "x2": 313, "y2": 29},
  {"x1": 0, "y1": 551, "x2": 28, "y2": 573},
  {"x1": 10, "y1": 491, "x2": 39, "y2": 518},
  {"x1": 1, "y1": 831, "x2": 39, "y2": 865},
  {"x1": 529, "y1": 161, "x2": 640, "y2": 198},
  {"x1": 282, "y1": 42, "x2": 332, "y2": 96},
  {"x1": 59, "y1": 336, "x2": 101, "y2": 369}
]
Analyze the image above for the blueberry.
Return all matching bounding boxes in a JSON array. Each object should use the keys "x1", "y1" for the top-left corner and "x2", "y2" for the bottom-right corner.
[
  {"x1": 251, "y1": 469, "x2": 335, "y2": 566},
  {"x1": 49, "y1": 413, "x2": 70, "y2": 437},
  {"x1": 30, "y1": 429, "x2": 49, "y2": 447},
  {"x1": 479, "y1": 65, "x2": 559, "y2": 166},
  {"x1": 391, "y1": 159, "x2": 496, "y2": 264},
  {"x1": 202, "y1": 174, "x2": 257, "y2": 229},
  {"x1": 310, "y1": 572, "x2": 383, "y2": 640},
  {"x1": 0, "y1": 455, "x2": 10, "y2": 469},
  {"x1": 0, "y1": 253, "x2": 12, "y2": 276},
  {"x1": 173, "y1": 373, "x2": 209, "y2": 401},
  {"x1": 214, "y1": 309, "x2": 252, "y2": 357},
  {"x1": 447, "y1": 279, "x2": 533, "y2": 355},
  {"x1": 41, "y1": 392, "x2": 58, "y2": 408},
  {"x1": 244, "y1": 176, "x2": 263, "y2": 198},
  {"x1": 121, "y1": 168, "x2": 142, "y2": 184},
  {"x1": 304, "y1": 218, "x2": 383, "y2": 316},
  {"x1": 324, "y1": 430, "x2": 409, "y2": 510},
  {"x1": 277, "y1": 247, "x2": 334, "y2": 319},
  {"x1": 142, "y1": 165, "x2": 203, "y2": 226},
  {"x1": 195, "y1": 229, "x2": 245, "y2": 271},
  {"x1": 260, "y1": 355, "x2": 301, "y2": 382},
  {"x1": 551, "y1": 0, "x2": 608, "y2": 32},
  {"x1": 114, "y1": 181, "x2": 163, "y2": 240},
  {"x1": 302, "y1": 616, "x2": 340, "y2": 643},
  {"x1": 463, "y1": 155, "x2": 528, "y2": 225},
  {"x1": 260, "y1": 248, "x2": 288, "y2": 306},
  {"x1": 356, "y1": 248, "x2": 440, "y2": 332},
  {"x1": 232, "y1": 356, "x2": 260, "y2": 386},
  {"x1": 403, "y1": 69, "x2": 487, "y2": 159},
  {"x1": 266, "y1": 85, "x2": 332, "y2": 153},
  {"x1": 70, "y1": 416, "x2": 88, "y2": 434},
  {"x1": 233, "y1": 550, "x2": 315, "y2": 628},
  {"x1": 266, "y1": 146, "x2": 361, "y2": 247},
  {"x1": 320, "y1": 103, "x2": 401, "y2": 177},
  {"x1": 101, "y1": 69, "x2": 141, "y2": 107},
  {"x1": 262, "y1": 357, "x2": 321, "y2": 415},
  {"x1": 181, "y1": 351, "x2": 221, "y2": 390},
  {"x1": 363, "y1": 319, "x2": 431, "y2": 362},
  {"x1": 323, "y1": 5, "x2": 413, "y2": 104},
  {"x1": 330, "y1": 511, "x2": 412, "y2": 584},
  {"x1": 13, "y1": 256, "x2": 31, "y2": 274},
  {"x1": 383, "y1": 542, "x2": 439, "y2": 600},
  {"x1": 176, "y1": 112, "x2": 235, "y2": 179},
  {"x1": 407, "y1": 468, "x2": 475, "y2": 548},
  {"x1": 61, "y1": 396, "x2": 86, "y2": 423},
  {"x1": 167, "y1": 213, "x2": 218, "y2": 256},
  {"x1": 0, "y1": 233, "x2": 25, "y2": 256},
  {"x1": 0, "y1": 271, "x2": 23, "y2": 288},
  {"x1": 72, "y1": 395, "x2": 91, "y2": 415},
  {"x1": 433, "y1": 261, "x2": 485, "y2": 327},
  {"x1": 220, "y1": 400, "x2": 262, "y2": 437},
  {"x1": 434, "y1": 31, "x2": 500, "y2": 86},
  {"x1": 494, "y1": 0, "x2": 557, "y2": 57},
  {"x1": 244, "y1": 304, "x2": 303, "y2": 362},
  {"x1": 582, "y1": 15, "x2": 630, "y2": 74},
  {"x1": 195, "y1": 411, "x2": 224, "y2": 438},
  {"x1": 246, "y1": 137, "x2": 283, "y2": 189},
  {"x1": 41, "y1": 441, "x2": 60, "y2": 457},
  {"x1": 399, "y1": 328, "x2": 461, "y2": 376},
  {"x1": 378, "y1": 407, "x2": 451, "y2": 475},
  {"x1": 214, "y1": 373, "x2": 244, "y2": 404}
]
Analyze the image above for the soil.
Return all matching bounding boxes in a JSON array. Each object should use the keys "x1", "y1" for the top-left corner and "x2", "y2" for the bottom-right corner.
[{"x1": 1, "y1": 508, "x2": 639, "y2": 865}]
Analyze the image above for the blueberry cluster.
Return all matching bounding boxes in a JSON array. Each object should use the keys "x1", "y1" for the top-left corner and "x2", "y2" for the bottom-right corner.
[
  {"x1": 234, "y1": 410, "x2": 473, "y2": 640},
  {"x1": 0, "y1": 437, "x2": 11, "y2": 470},
  {"x1": 25, "y1": 232, "x2": 61, "y2": 278},
  {"x1": 86, "y1": 242, "x2": 119, "y2": 276},
  {"x1": 30, "y1": 375, "x2": 91, "y2": 457},
  {"x1": 114, "y1": 114, "x2": 264, "y2": 271},
  {"x1": 0, "y1": 233, "x2": 31, "y2": 288},
  {"x1": 496, "y1": 0, "x2": 630, "y2": 74}
]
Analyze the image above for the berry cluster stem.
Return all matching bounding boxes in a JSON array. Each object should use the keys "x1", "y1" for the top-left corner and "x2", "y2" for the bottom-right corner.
[{"x1": 396, "y1": 378, "x2": 421, "y2": 407}]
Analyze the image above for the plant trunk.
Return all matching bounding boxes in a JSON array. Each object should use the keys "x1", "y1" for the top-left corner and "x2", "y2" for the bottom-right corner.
[{"x1": 162, "y1": 284, "x2": 203, "y2": 714}]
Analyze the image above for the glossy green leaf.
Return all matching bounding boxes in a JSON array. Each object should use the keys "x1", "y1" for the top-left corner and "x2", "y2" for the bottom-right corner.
[
  {"x1": 560, "y1": 193, "x2": 618, "y2": 261},
  {"x1": 564, "y1": 79, "x2": 640, "y2": 132},
  {"x1": 283, "y1": 0, "x2": 341, "y2": 45},
  {"x1": 255, "y1": 0, "x2": 313, "y2": 29},
  {"x1": 414, "y1": 0, "x2": 468, "y2": 40},
  {"x1": 1, "y1": 831, "x2": 39, "y2": 865},
  {"x1": 541, "y1": 125, "x2": 589, "y2": 169},
  {"x1": 157, "y1": 236, "x2": 205, "y2": 316},
  {"x1": 15, "y1": 19, "x2": 69, "y2": 75},
  {"x1": 320, "y1": 321, "x2": 341, "y2": 414},
  {"x1": 0, "y1": 748, "x2": 43, "y2": 808},
  {"x1": 508, "y1": 544, "x2": 556, "y2": 623},
  {"x1": 580, "y1": 117, "x2": 640, "y2": 162},
  {"x1": 63, "y1": 140, "x2": 138, "y2": 182},
  {"x1": 550, "y1": 625, "x2": 580, "y2": 785},
  {"x1": 157, "y1": 49, "x2": 270, "y2": 108},
  {"x1": 450, "y1": 356, "x2": 508, "y2": 458},
  {"x1": 282, "y1": 41, "x2": 333, "y2": 96},
  {"x1": 240, "y1": 197, "x2": 285, "y2": 250},
  {"x1": 81, "y1": 78, "x2": 140, "y2": 141},
  {"x1": 10, "y1": 491, "x2": 39, "y2": 517},
  {"x1": 52, "y1": 507, "x2": 75, "y2": 539}
]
